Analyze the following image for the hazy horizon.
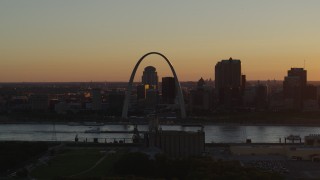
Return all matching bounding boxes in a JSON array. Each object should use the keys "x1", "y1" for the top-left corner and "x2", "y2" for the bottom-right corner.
[{"x1": 1, "y1": 1, "x2": 320, "y2": 82}]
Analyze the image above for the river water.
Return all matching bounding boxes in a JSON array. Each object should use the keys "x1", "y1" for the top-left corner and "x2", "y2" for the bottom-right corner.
[{"x1": 0, "y1": 124, "x2": 319, "y2": 143}]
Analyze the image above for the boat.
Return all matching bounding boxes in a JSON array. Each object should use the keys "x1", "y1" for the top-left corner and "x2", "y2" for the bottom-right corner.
[
  {"x1": 83, "y1": 122, "x2": 104, "y2": 126},
  {"x1": 84, "y1": 127, "x2": 101, "y2": 133},
  {"x1": 286, "y1": 135, "x2": 301, "y2": 140},
  {"x1": 68, "y1": 122, "x2": 81, "y2": 126}
]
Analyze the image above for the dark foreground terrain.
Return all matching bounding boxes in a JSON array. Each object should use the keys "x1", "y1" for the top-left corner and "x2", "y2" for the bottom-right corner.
[{"x1": 1, "y1": 141, "x2": 283, "y2": 179}]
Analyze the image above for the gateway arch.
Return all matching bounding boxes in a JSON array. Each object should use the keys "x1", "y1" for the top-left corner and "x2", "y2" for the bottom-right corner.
[{"x1": 122, "y1": 52, "x2": 186, "y2": 119}]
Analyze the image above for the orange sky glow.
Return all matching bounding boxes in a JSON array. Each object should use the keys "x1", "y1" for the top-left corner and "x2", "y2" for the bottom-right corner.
[{"x1": 1, "y1": 1, "x2": 320, "y2": 82}]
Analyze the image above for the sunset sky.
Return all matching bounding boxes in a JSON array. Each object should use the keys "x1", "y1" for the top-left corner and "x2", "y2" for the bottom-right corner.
[{"x1": 1, "y1": 0, "x2": 320, "y2": 82}]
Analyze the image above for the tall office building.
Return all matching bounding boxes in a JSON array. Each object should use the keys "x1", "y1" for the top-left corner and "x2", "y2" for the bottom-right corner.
[
  {"x1": 215, "y1": 57, "x2": 243, "y2": 106},
  {"x1": 283, "y1": 68, "x2": 307, "y2": 110},
  {"x1": 215, "y1": 57, "x2": 242, "y2": 90},
  {"x1": 142, "y1": 66, "x2": 158, "y2": 89},
  {"x1": 287, "y1": 68, "x2": 307, "y2": 87},
  {"x1": 162, "y1": 77, "x2": 175, "y2": 104}
]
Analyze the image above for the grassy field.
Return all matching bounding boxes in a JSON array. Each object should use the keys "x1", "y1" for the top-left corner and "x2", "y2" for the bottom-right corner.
[
  {"x1": 76, "y1": 153, "x2": 121, "y2": 178},
  {"x1": 30, "y1": 148, "x2": 120, "y2": 179},
  {"x1": 30, "y1": 148, "x2": 284, "y2": 179}
]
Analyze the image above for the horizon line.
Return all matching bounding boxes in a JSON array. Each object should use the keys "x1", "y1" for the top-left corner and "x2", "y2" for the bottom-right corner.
[{"x1": 2, "y1": 79, "x2": 318, "y2": 84}]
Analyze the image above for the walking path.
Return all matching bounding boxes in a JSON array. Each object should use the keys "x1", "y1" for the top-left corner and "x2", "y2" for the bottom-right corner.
[{"x1": 68, "y1": 154, "x2": 108, "y2": 177}]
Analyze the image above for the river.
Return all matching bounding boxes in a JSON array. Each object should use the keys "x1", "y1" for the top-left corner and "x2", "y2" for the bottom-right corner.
[{"x1": 0, "y1": 124, "x2": 319, "y2": 143}]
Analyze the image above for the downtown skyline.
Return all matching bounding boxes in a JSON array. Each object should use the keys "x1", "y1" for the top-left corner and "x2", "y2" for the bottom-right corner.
[{"x1": 1, "y1": 1, "x2": 320, "y2": 82}]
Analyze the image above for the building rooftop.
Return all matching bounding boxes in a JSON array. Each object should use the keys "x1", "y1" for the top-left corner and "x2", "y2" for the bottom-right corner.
[{"x1": 220, "y1": 58, "x2": 241, "y2": 63}]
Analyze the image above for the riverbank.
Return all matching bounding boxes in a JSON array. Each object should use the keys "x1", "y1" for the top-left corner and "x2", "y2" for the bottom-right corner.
[
  {"x1": 1, "y1": 124, "x2": 318, "y2": 143},
  {"x1": 1, "y1": 119, "x2": 320, "y2": 127},
  {"x1": 1, "y1": 111, "x2": 320, "y2": 126}
]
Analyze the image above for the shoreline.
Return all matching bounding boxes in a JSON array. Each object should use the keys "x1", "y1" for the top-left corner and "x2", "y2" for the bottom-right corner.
[{"x1": 0, "y1": 120, "x2": 320, "y2": 127}]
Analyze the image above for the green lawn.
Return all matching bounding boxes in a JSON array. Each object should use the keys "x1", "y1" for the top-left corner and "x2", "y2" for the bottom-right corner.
[
  {"x1": 76, "y1": 153, "x2": 121, "y2": 177},
  {"x1": 30, "y1": 149, "x2": 283, "y2": 179},
  {"x1": 30, "y1": 149, "x2": 105, "y2": 179}
]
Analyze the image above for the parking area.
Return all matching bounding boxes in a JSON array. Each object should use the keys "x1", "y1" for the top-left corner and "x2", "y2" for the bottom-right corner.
[
  {"x1": 244, "y1": 160, "x2": 288, "y2": 174},
  {"x1": 285, "y1": 161, "x2": 320, "y2": 179},
  {"x1": 206, "y1": 146, "x2": 320, "y2": 179}
]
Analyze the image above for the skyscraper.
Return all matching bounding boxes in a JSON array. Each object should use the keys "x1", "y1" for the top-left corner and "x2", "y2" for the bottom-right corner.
[
  {"x1": 215, "y1": 57, "x2": 242, "y2": 89},
  {"x1": 162, "y1": 77, "x2": 175, "y2": 104},
  {"x1": 215, "y1": 57, "x2": 243, "y2": 106},
  {"x1": 283, "y1": 68, "x2": 307, "y2": 110},
  {"x1": 142, "y1": 66, "x2": 158, "y2": 89},
  {"x1": 287, "y1": 68, "x2": 307, "y2": 89}
]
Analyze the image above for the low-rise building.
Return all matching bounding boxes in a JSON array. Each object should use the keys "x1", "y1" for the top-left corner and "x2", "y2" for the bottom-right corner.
[
  {"x1": 145, "y1": 130, "x2": 205, "y2": 158},
  {"x1": 305, "y1": 134, "x2": 320, "y2": 146},
  {"x1": 230, "y1": 140, "x2": 320, "y2": 161},
  {"x1": 144, "y1": 117, "x2": 205, "y2": 158}
]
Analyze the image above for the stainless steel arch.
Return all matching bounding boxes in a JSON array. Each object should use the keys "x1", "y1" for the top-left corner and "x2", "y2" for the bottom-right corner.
[{"x1": 121, "y1": 52, "x2": 186, "y2": 119}]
